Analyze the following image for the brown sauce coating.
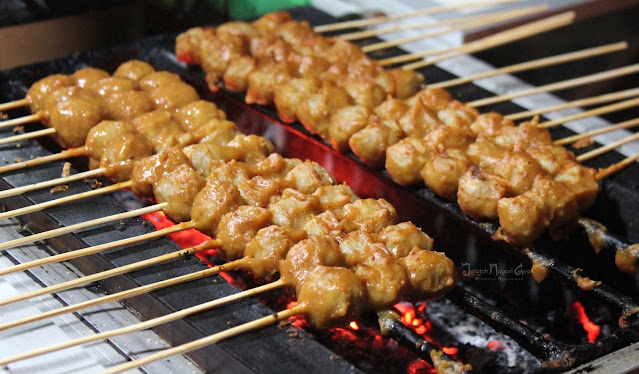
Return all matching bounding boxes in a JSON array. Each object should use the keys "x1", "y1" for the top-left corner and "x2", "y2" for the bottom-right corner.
[
  {"x1": 244, "y1": 225, "x2": 307, "y2": 281},
  {"x1": 104, "y1": 90, "x2": 154, "y2": 121},
  {"x1": 153, "y1": 164, "x2": 206, "y2": 222},
  {"x1": 26, "y1": 74, "x2": 72, "y2": 113},
  {"x1": 191, "y1": 179, "x2": 244, "y2": 236},
  {"x1": 216, "y1": 205, "x2": 273, "y2": 260},
  {"x1": 399, "y1": 248, "x2": 455, "y2": 299},
  {"x1": 100, "y1": 133, "x2": 153, "y2": 182},
  {"x1": 280, "y1": 236, "x2": 345, "y2": 293},
  {"x1": 113, "y1": 60, "x2": 155, "y2": 81},
  {"x1": 49, "y1": 98, "x2": 104, "y2": 148},
  {"x1": 70, "y1": 67, "x2": 109, "y2": 88},
  {"x1": 150, "y1": 82, "x2": 200, "y2": 111},
  {"x1": 130, "y1": 148, "x2": 190, "y2": 197}
]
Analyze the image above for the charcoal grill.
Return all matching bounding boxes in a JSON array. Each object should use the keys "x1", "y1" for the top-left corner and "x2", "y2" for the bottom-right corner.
[{"x1": 0, "y1": 5, "x2": 638, "y2": 373}]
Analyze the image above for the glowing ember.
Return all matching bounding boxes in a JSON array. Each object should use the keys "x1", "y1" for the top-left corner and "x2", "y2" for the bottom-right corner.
[
  {"x1": 487, "y1": 340, "x2": 505, "y2": 352},
  {"x1": 407, "y1": 359, "x2": 433, "y2": 374},
  {"x1": 349, "y1": 321, "x2": 360, "y2": 330},
  {"x1": 572, "y1": 301, "x2": 600, "y2": 343},
  {"x1": 394, "y1": 302, "x2": 430, "y2": 335},
  {"x1": 441, "y1": 347, "x2": 458, "y2": 355},
  {"x1": 141, "y1": 211, "x2": 211, "y2": 249}
]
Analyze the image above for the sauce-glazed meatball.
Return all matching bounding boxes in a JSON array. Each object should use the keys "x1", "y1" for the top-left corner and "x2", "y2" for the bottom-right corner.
[
  {"x1": 153, "y1": 164, "x2": 206, "y2": 222},
  {"x1": 244, "y1": 225, "x2": 307, "y2": 281},
  {"x1": 27, "y1": 74, "x2": 72, "y2": 113},
  {"x1": 191, "y1": 179, "x2": 244, "y2": 236},
  {"x1": 113, "y1": 60, "x2": 155, "y2": 81},
  {"x1": 99, "y1": 133, "x2": 153, "y2": 182},
  {"x1": 216, "y1": 205, "x2": 273, "y2": 260},
  {"x1": 70, "y1": 67, "x2": 110, "y2": 89},
  {"x1": 130, "y1": 148, "x2": 190, "y2": 197}
]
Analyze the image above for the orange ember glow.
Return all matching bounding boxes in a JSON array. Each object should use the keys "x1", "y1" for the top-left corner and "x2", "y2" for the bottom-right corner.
[
  {"x1": 441, "y1": 347, "x2": 458, "y2": 355},
  {"x1": 141, "y1": 211, "x2": 211, "y2": 249},
  {"x1": 394, "y1": 302, "x2": 430, "y2": 335},
  {"x1": 572, "y1": 301, "x2": 600, "y2": 343},
  {"x1": 407, "y1": 359, "x2": 432, "y2": 374},
  {"x1": 349, "y1": 321, "x2": 360, "y2": 330},
  {"x1": 487, "y1": 340, "x2": 505, "y2": 352}
]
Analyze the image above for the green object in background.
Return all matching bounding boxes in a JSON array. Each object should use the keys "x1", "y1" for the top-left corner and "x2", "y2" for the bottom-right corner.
[{"x1": 226, "y1": 0, "x2": 310, "y2": 19}]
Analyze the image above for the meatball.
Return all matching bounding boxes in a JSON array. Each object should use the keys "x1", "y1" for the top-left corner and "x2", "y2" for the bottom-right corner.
[
  {"x1": 237, "y1": 175, "x2": 284, "y2": 207},
  {"x1": 283, "y1": 160, "x2": 335, "y2": 194},
  {"x1": 88, "y1": 77, "x2": 135, "y2": 97},
  {"x1": 374, "y1": 97, "x2": 409, "y2": 121},
  {"x1": 84, "y1": 120, "x2": 136, "y2": 161},
  {"x1": 216, "y1": 205, "x2": 273, "y2": 260},
  {"x1": 418, "y1": 87, "x2": 453, "y2": 112},
  {"x1": 328, "y1": 105, "x2": 370, "y2": 153},
  {"x1": 493, "y1": 151, "x2": 545, "y2": 196},
  {"x1": 138, "y1": 71, "x2": 183, "y2": 91},
  {"x1": 174, "y1": 100, "x2": 227, "y2": 132},
  {"x1": 303, "y1": 210, "x2": 344, "y2": 238},
  {"x1": 223, "y1": 56, "x2": 257, "y2": 92},
  {"x1": 492, "y1": 120, "x2": 552, "y2": 151},
  {"x1": 349, "y1": 118, "x2": 404, "y2": 167},
  {"x1": 378, "y1": 222, "x2": 434, "y2": 259},
  {"x1": 274, "y1": 78, "x2": 320, "y2": 123},
  {"x1": 398, "y1": 99, "x2": 441, "y2": 139},
  {"x1": 153, "y1": 164, "x2": 206, "y2": 222},
  {"x1": 528, "y1": 144, "x2": 576, "y2": 176},
  {"x1": 496, "y1": 192, "x2": 550, "y2": 245},
  {"x1": 531, "y1": 177, "x2": 579, "y2": 230},
  {"x1": 130, "y1": 148, "x2": 190, "y2": 197},
  {"x1": 244, "y1": 225, "x2": 307, "y2": 281},
  {"x1": 554, "y1": 162, "x2": 599, "y2": 211},
  {"x1": 49, "y1": 98, "x2": 104, "y2": 148},
  {"x1": 268, "y1": 188, "x2": 320, "y2": 230},
  {"x1": 470, "y1": 112, "x2": 514, "y2": 138},
  {"x1": 312, "y1": 184, "x2": 357, "y2": 215},
  {"x1": 421, "y1": 148, "x2": 472, "y2": 200},
  {"x1": 43, "y1": 86, "x2": 102, "y2": 115},
  {"x1": 132, "y1": 110, "x2": 192, "y2": 152},
  {"x1": 113, "y1": 60, "x2": 155, "y2": 81},
  {"x1": 26, "y1": 74, "x2": 72, "y2": 113},
  {"x1": 399, "y1": 248, "x2": 455, "y2": 299},
  {"x1": 190, "y1": 119, "x2": 239, "y2": 145},
  {"x1": 423, "y1": 125, "x2": 474, "y2": 152},
  {"x1": 342, "y1": 80, "x2": 386, "y2": 108},
  {"x1": 191, "y1": 179, "x2": 244, "y2": 236},
  {"x1": 390, "y1": 68, "x2": 424, "y2": 99},
  {"x1": 296, "y1": 82, "x2": 351, "y2": 139},
  {"x1": 298, "y1": 266, "x2": 366, "y2": 329},
  {"x1": 104, "y1": 90, "x2": 154, "y2": 120},
  {"x1": 99, "y1": 133, "x2": 153, "y2": 182},
  {"x1": 466, "y1": 139, "x2": 507, "y2": 172},
  {"x1": 245, "y1": 63, "x2": 290, "y2": 105},
  {"x1": 183, "y1": 144, "x2": 243, "y2": 177},
  {"x1": 457, "y1": 167, "x2": 511, "y2": 220},
  {"x1": 227, "y1": 134, "x2": 275, "y2": 163},
  {"x1": 386, "y1": 137, "x2": 431, "y2": 186},
  {"x1": 339, "y1": 231, "x2": 408, "y2": 309},
  {"x1": 340, "y1": 198, "x2": 398, "y2": 233},
  {"x1": 70, "y1": 67, "x2": 110, "y2": 89},
  {"x1": 280, "y1": 236, "x2": 345, "y2": 293},
  {"x1": 437, "y1": 100, "x2": 478, "y2": 130},
  {"x1": 150, "y1": 82, "x2": 200, "y2": 111}
]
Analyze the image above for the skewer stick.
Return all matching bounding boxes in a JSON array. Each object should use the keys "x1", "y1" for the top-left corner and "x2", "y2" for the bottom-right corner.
[
  {"x1": 596, "y1": 151, "x2": 639, "y2": 180},
  {"x1": 0, "y1": 147, "x2": 86, "y2": 174},
  {"x1": 577, "y1": 132, "x2": 639, "y2": 163},
  {"x1": 341, "y1": 6, "x2": 547, "y2": 41},
  {"x1": 0, "y1": 236, "x2": 220, "y2": 307},
  {"x1": 0, "y1": 113, "x2": 43, "y2": 129},
  {"x1": 431, "y1": 42, "x2": 629, "y2": 89},
  {"x1": 0, "y1": 167, "x2": 104, "y2": 199},
  {"x1": 0, "y1": 239, "x2": 224, "y2": 332},
  {"x1": 361, "y1": 6, "x2": 547, "y2": 53},
  {"x1": 538, "y1": 96, "x2": 639, "y2": 128},
  {"x1": 401, "y1": 12, "x2": 576, "y2": 70},
  {"x1": 0, "y1": 278, "x2": 282, "y2": 365},
  {"x1": 468, "y1": 63, "x2": 639, "y2": 107},
  {"x1": 506, "y1": 86, "x2": 639, "y2": 120},
  {"x1": 0, "y1": 128, "x2": 55, "y2": 145},
  {"x1": 0, "y1": 203, "x2": 167, "y2": 253},
  {"x1": 555, "y1": 118, "x2": 639, "y2": 146},
  {"x1": 312, "y1": 0, "x2": 520, "y2": 32},
  {"x1": 0, "y1": 180, "x2": 133, "y2": 220},
  {"x1": 100, "y1": 304, "x2": 304, "y2": 374},
  {"x1": 0, "y1": 221, "x2": 194, "y2": 277},
  {"x1": 0, "y1": 98, "x2": 29, "y2": 112}
]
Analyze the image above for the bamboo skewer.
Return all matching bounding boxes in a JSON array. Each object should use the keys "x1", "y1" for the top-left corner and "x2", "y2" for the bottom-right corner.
[
  {"x1": 312, "y1": 0, "x2": 520, "y2": 32},
  {"x1": 396, "y1": 12, "x2": 576, "y2": 70},
  {"x1": 596, "y1": 151, "x2": 639, "y2": 180},
  {"x1": 341, "y1": 6, "x2": 547, "y2": 41},
  {"x1": 0, "y1": 181, "x2": 133, "y2": 220},
  {"x1": 0, "y1": 236, "x2": 221, "y2": 307},
  {"x1": 431, "y1": 42, "x2": 629, "y2": 89},
  {"x1": 361, "y1": 6, "x2": 547, "y2": 53},
  {"x1": 100, "y1": 304, "x2": 303, "y2": 374},
  {"x1": 0, "y1": 147, "x2": 86, "y2": 174},
  {"x1": 468, "y1": 63, "x2": 639, "y2": 107},
  {"x1": 0, "y1": 128, "x2": 55, "y2": 145},
  {"x1": 0, "y1": 98, "x2": 29, "y2": 112},
  {"x1": 0, "y1": 113, "x2": 43, "y2": 129},
  {"x1": 538, "y1": 96, "x2": 639, "y2": 128},
  {"x1": 0, "y1": 278, "x2": 282, "y2": 366},
  {"x1": 507, "y1": 87, "x2": 639, "y2": 121},
  {"x1": 0, "y1": 203, "x2": 167, "y2": 252},
  {"x1": 555, "y1": 118, "x2": 639, "y2": 146},
  {"x1": 0, "y1": 167, "x2": 104, "y2": 199},
  {"x1": 578, "y1": 132, "x2": 639, "y2": 163},
  {"x1": 0, "y1": 221, "x2": 194, "y2": 277}
]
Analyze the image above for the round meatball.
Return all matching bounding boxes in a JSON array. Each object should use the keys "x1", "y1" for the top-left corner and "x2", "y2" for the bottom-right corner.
[
  {"x1": 496, "y1": 192, "x2": 550, "y2": 245},
  {"x1": 43, "y1": 86, "x2": 103, "y2": 116},
  {"x1": 237, "y1": 176, "x2": 284, "y2": 207},
  {"x1": 340, "y1": 198, "x2": 398, "y2": 233},
  {"x1": 138, "y1": 71, "x2": 183, "y2": 91},
  {"x1": 378, "y1": 222, "x2": 434, "y2": 259},
  {"x1": 349, "y1": 118, "x2": 404, "y2": 167},
  {"x1": 191, "y1": 179, "x2": 244, "y2": 236},
  {"x1": 70, "y1": 67, "x2": 110, "y2": 89},
  {"x1": 27, "y1": 74, "x2": 72, "y2": 113},
  {"x1": 89, "y1": 77, "x2": 135, "y2": 96},
  {"x1": 328, "y1": 105, "x2": 370, "y2": 153},
  {"x1": 150, "y1": 82, "x2": 200, "y2": 111},
  {"x1": 84, "y1": 120, "x2": 136, "y2": 160},
  {"x1": 457, "y1": 167, "x2": 511, "y2": 220},
  {"x1": 493, "y1": 151, "x2": 545, "y2": 196},
  {"x1": 99, "y1": 133, "x2": 153, "y2": 182},
  {"x1": 268, "y1": 188, "x2": 320, "y2": 230},
  {"x1": 280, "y1": 236, "x2": 345, "y2": 293},
  {"x1": 174, "y1": 100, "x2": 226, "y2": 132},
  {"x1": 49, "y1": 98, "x2": 104, "y2": 148},
  {"x1": 216, "y1": 205, "x2": 273, "y2": 260},
  {"x1": 399, "y1": 248, "x2": 455, "y2": 299},
  {"x1": 244, "y1": 226, "x2": 307, "y2": 281},
  {"x1": 104, "y1": 90, "x2": 154, "y2": 120},
  {"x1": 130, "y1": 148, "x2": 190, "y2": 197},
  {"x1": 386, "y1": 137, "x2": 431, "y2": 186},
  {"x1": 312, "y1": 184, "x2": 357, "y2": 215},
  {"x1": 421, "y1": 148, "x2": 472, "y2": 200},
  {"x1": 298, "y1": 266, "x2": 366, "y2": 329},
  {"x1": 113, "y1": 60, "x2": 155, "y2": 81},
  {"x1": 283, "y1": 160, "x2": 335, "y2": 194},
  {"x1": 153, "y1": 165, "x2": 206, "y2": 222}
]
